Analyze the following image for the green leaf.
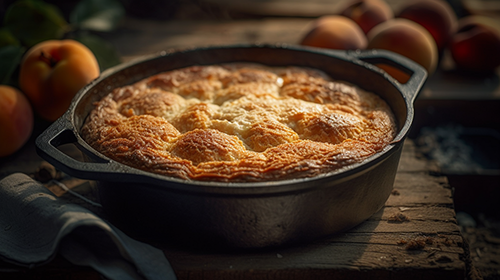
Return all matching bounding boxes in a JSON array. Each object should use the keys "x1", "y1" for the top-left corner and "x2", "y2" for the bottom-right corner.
[
  {"x1": 0, "y1": 45, "x2": 26, "y2": 87},
  {"x1": 70, "y1": 0, "x2": 125, "y2": 32},
  {"x1": 3, "y1": 0, "x2": 69, "y2": 48},
  {"x1": 74, "y1": 33, "x2": 122, "y2": 71},
  {"x1": 0, "y1": 28, "x2": 20, "y2": 48}
]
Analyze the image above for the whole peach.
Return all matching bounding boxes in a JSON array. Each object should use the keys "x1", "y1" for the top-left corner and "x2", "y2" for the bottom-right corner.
[
  {"x1": 367, "y1": 18, "x2": 438, "y2": 76},
  {"x1": 300, "y1": 15, "x2": 368, "y2": 50},
  {"x1": 19, "y1": 39, "x2": 100, "y2": 122},
  {"x1": 397, "y1": 0, "x2": 458, "y2": 52},
  {"x1": 449, "y1": 16, "x2": 500, "y2": 73},
  {"x1": 339, "y1": 0, "x2": 394, "y2": 34},
  {"x1": 0, "y1": 85, "x2": 34, "y2": 157}
]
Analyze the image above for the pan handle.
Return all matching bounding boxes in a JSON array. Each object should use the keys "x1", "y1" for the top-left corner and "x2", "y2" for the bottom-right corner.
[
  {"x1": 35, "y1": 117, "x2": 128, "y2": 180},
  {"x1": 347, "y1": 49, "x2": 428, "y2": 104}
]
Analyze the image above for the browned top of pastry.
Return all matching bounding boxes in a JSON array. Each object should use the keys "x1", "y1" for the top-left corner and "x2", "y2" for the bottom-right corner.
[{"x1": 81, "y1": 63, "x2": 397, "y2": 182}]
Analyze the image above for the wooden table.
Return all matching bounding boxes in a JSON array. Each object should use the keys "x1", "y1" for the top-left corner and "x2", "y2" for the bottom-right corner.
[{"x1": 3, "y1": 0, "x2": 499, "y2": 278}]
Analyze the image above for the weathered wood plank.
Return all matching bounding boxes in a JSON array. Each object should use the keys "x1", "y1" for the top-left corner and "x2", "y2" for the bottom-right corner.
[
  {"x1": 164, "y1": 233, "x2": 465, "y2": 280},
  {"x1": 387, "y1": 173, "x2": 453, "y2": 206},
  {"x1": 373, "y1": 205, "x2": 457, "y2": 222},
  {"x1": 350, "y1": 219, "x2": 460, "y2": 235},
  {"x1": 162, "y1": 228, "x2": 466, "y2": 280},
  {"x1": 397, "y1": 140, "x2": 440, "y2": 173},
  {"x1": 165, "y1": 232, "x2": 463, "y2": 266},
  {"x1": 324, "y1": 232, "x2": 463, "y2": 248}
]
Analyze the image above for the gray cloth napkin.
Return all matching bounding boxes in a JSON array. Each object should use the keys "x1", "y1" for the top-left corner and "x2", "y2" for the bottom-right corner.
[{"x1": 0, "y1": 173, "x2": 177, "y2": 280}]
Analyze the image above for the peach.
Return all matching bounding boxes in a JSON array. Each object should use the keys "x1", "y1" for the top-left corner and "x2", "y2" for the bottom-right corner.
[
  {"x1": 339, "y1": 0, "x2": 394, "y2": 34},
  {"x1": 0, "y1": 85, "x2": 34, "y2": 157},
  {"x1": 19, "y1": 39, "x2": 100, "y2": 122},
  {"x1": 300, "y1": 15, "x2": 368, "y2": 50},
  {"x1": 397, "y1": 0, "x2": 458, "y2": 52},
  {"x1": 449, "y1": 15, "x2": 500, "y2": 73},
  {"x1": 367, "y1": 18, "x2": 438, "y2": 77}
]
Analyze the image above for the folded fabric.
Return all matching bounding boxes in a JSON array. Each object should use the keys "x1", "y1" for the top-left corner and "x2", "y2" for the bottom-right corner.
[{"x1": 0, "y1": 173, "x2": 177, "y2": 280}]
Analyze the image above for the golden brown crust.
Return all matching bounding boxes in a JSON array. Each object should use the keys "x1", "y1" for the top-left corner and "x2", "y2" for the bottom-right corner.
[{"x1": 81, "y1": 63, "x2": 397, "y2": 182}]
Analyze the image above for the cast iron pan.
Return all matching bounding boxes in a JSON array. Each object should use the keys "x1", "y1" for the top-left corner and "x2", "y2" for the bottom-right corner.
[{"x1": 36, "y1": 44, "x2": 427, "y2": 248}]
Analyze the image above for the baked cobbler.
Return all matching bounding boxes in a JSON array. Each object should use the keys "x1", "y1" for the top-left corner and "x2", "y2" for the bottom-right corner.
[{"x1": 81, "y1": 63, "x2": 397, "y2": 182}]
